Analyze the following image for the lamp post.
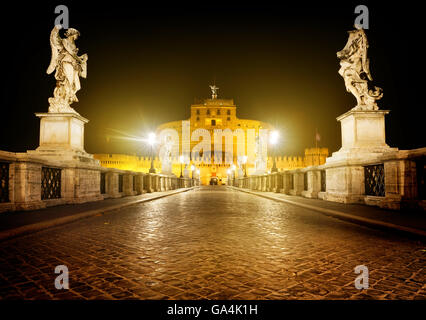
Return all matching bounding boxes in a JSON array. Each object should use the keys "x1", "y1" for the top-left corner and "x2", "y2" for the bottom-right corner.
[
  {"x1": 148, "y1": 132, "x2": 156, "y2": 173},
  {"x1": 179, "y1": 155, "x2": 184, "y2": 178},
  {"x1": 270, "y1": 130, "x2": 279, "y2": 173},
  {"x1": 231, "y1": 164, "x2": 236, "y2": 186}
]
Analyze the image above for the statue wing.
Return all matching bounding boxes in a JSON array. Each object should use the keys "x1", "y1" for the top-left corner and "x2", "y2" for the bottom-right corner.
[
  {"x1": 46, "y1": 25, "x2": 63, "y2": 74},
  {"x1": 360, "y1": 30, "x2": 373, "y2": 81}
]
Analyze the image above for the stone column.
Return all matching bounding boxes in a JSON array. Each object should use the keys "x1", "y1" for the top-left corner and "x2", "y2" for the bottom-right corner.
[
  {"x1": 275, "y1": 172, "x2": 283, "y2": 193},
  {"x1": 261, "y1": 175, "x2": 267, "y2": 192},
  {"x1": 106, "y1": 171, "x2": 121, "y2": 198},
  {"x1": 289, "y1": 171, "x2": 304, "y2": 196},
  {"x1": 13, "y1": 161, "x2": 45, "y2": 211},
  {"x1": 134, "y1": 174, "x2": 144, "y2": 195},
  {"x1": 266, "y1": 174, "x2": 271, "y2": 191},
  {"x1": 301, "y1": 169, "x2": 321, "y2": 199},
  {"x1": 123, "y1": 174, "x2": 136, "y2": 196},
  {"x1": 281, "y1": 172, "x2": 291, "y2": 194}
]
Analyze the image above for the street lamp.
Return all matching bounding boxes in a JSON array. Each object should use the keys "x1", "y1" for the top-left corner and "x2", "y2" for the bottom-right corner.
[
  {"x1": 179, "y1": 155, "x2": 184, "y2": 178},
  {"x1": 242, "y1": 155, "x2": 248, "y2": 177},
  {"x1": 148, "y1": 132, "x2": 156, "y2": 173},
  {"x1": 269, "y1": 130, "x2": 279, "y2": 173}
]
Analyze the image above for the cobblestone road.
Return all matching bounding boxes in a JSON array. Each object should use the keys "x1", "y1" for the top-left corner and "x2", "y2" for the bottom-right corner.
[{"x1": 0, "y1": 186, "x2": 425, "y2": 300}]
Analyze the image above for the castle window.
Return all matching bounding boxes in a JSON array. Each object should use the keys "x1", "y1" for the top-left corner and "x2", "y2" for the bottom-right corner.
[
  {"x1": 207, "y1": 109, "x2": 210, "y2": 115},
  {"x1": 196, "y1": 109, "x2": 200, "y2": 115},
  {"x1": 227, "y1": 117, "x2": 230, "y2": 121},
  {"x1": 211, "y1": 119, "x2": 216, "y2": 126},
  {"x1": 217, "y1": 109, "x2": 221, "y2": 115},
  {"x1": 227, "y1": 110, "x2": 230, "y2": 115},
  {"x1": 196, "y1": 116, "x2": 200, "y2": 121}
]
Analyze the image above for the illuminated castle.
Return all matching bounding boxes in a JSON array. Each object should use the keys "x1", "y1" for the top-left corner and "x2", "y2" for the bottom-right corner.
[
  {"x1": 94, "y1": 86, "x2": 328, "y2": 185},
  {"x1": 154, "y1": 86, "x2": 273, "y2": 185}
]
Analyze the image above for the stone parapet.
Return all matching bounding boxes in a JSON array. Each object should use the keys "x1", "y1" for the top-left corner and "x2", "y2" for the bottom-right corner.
[
  {"x1": 0, "y1": 151, "x2": 189, "y2": 213},
  {"x1": 238, "y1": 148, "x2": 426, "y2": 211}
]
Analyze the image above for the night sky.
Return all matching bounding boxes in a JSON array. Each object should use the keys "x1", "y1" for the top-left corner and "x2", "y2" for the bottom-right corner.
[{"x1": 1, "y1": 1, "x2": 423, "y2": 156}]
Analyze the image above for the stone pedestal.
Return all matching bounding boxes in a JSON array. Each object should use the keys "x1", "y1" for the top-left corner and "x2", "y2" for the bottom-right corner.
[
  {"x1": 27, "y1": 112, "x2": 97, "y2": 164},
  {"x1": 26, "y1": 112, "x2": 103, "y2": 204},
  {"x1": 325, "y1": 109, "x2": 398, "y2": 203},
  {"x1": 328, "y1": 110, "x2": 397, "y2": 163}
]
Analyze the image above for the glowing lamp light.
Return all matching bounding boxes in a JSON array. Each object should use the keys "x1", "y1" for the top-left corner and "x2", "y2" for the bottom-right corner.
[
  {"x1": 269, "y1": 130, "x2": 279, "y2": 145},
  {"x1": 179, "y1": 155, "x2": 184, "y2": 163},
  {"x1": 148, "y1": 132, "x2": 156, "y2": 146},
  {"x1": 242, "y1": 155, "x2": 248, "y2": 164},
  {"x1": 196, "y1": 169, "x2": 200, "y2": 175},
  {"x1": 227, "y1": 169, "x2": 231, "y2": 175},
  {"x1": 231, "y1": 164, "x2": 236, "y2": 171},
  {"x1": 191, "y1": 165, "x2": 195, "y2": 171}
]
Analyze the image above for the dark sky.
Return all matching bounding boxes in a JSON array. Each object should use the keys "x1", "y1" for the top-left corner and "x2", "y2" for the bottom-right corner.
[{"x1": 1, "y1": 1, "x2": 423, "y2": 156}]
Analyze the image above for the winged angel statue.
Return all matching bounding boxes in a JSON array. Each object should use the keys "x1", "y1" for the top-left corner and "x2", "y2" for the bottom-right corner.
[
  {"x1": 337, "y1": 27, "x2": 382, "y2": 110},
  {"x1": 46, "y1": 25, "x2": 88, "y2": 114}
]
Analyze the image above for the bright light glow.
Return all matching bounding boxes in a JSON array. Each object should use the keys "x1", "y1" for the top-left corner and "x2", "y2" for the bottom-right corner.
[
  {"x1": 179, "y1": 155, "x2": 184, "y2": 163},
  {"x1": 191, "y1": 165, "x2": 195, "y2": 171},
  {"x1": 148, "y1": 132, "x2": 156, "y2": 145},
  {"x1": 196, "y1": 169, "x2": 200, "y2": 175},
  {"x1": 231, "y1": 164, "x2": 236, "y2": 170},
  {"x1": 227, "y1": 169, "x2": 231, "y2": 175},
  {"x1": 242, "y1": 155, "x2": 248, "y2": 164},
  {"x1": 269, "y1": 130, "x2": 279, "y2": 145}
]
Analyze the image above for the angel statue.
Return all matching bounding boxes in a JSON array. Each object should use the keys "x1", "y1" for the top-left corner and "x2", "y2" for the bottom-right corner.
[
  {"x1": 254, "y1": 133, "x2": 267, "y2": 174},
  {"x1": 46, "y1": 25, "x2": 88, "y2": 114},
  {"x1": 160, "y1": 135, "x2": 173, "y2": 174},
  {"x1": 337, "y1": 27, "x2": 383, "y2": 111},
  {"x1": 209, "y1": 84, "x2": 219, "y2": 99}
]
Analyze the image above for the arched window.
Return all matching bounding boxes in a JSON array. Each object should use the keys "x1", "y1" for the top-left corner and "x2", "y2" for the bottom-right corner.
[
  {"x1": 207, "y1": 109, "x2": 210, "y2": 115},
  {"x1": 227, "y1": 110, "x2": 231, "y2": 115},
  {"x1": 217, "y1": 109, "x2": 221, "y2": 115}
]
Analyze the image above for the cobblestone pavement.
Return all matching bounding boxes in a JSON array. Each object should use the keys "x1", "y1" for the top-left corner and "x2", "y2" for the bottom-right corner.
[{"x1": 0, "y1": 186, "x2": 425, "y2": 300}]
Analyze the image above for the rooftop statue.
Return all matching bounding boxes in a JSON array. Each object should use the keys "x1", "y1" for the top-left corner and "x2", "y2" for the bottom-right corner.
[
  {"x1": 47, "y1": 25, "x2": 88, "y2": 114},
  {"x1": 209, "y1": 84, "x2": 219, "y2": 99},
  {"x1": 337, "y1": 27, "x2": 382, "y2": 111}
]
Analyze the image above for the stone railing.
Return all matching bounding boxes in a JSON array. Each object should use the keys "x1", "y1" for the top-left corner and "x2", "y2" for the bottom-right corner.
[
  {"x1": 0, "y1": 150, "x2": 198, "y2": 213},
  {"x1": 232, "y1": 147, "x2": 426, "y2": 210}
]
